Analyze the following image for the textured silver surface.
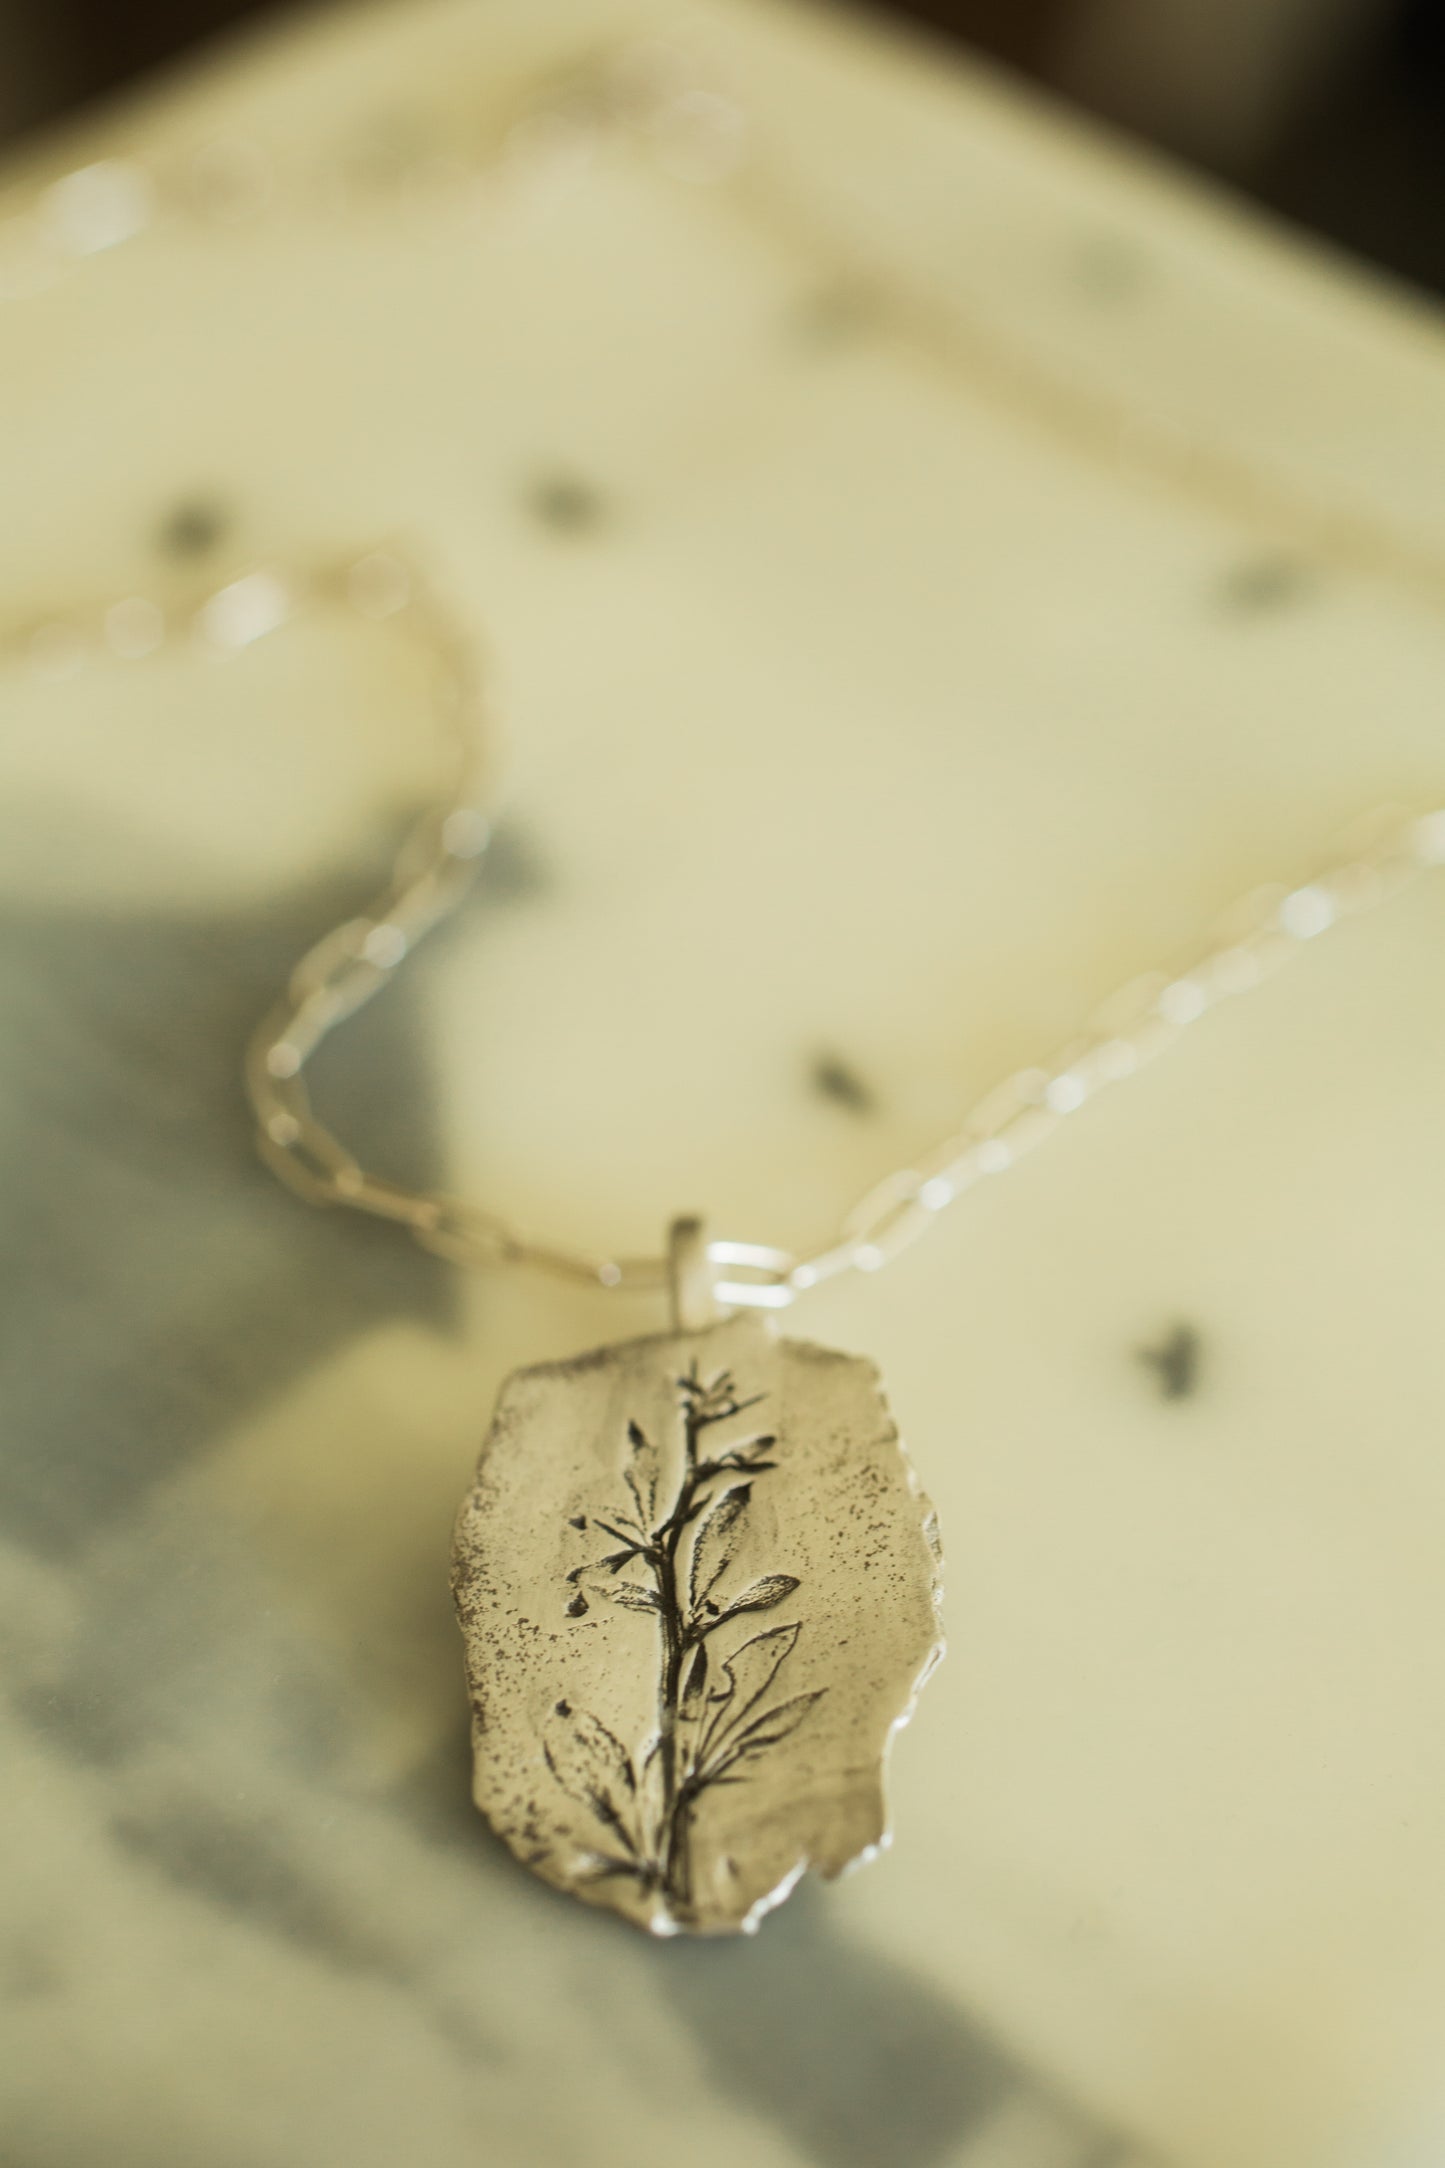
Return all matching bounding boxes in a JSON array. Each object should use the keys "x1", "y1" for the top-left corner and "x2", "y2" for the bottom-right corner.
[{"x1": 452, "y1": 1314, "x2": 945, "y2": 1934}]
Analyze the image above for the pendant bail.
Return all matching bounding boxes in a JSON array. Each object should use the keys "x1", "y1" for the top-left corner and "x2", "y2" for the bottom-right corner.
[{"x1": 667, "y1": 1216, "x2": 722, "y2": 1332}]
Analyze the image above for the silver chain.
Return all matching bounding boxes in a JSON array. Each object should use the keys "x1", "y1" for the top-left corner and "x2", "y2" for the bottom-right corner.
[
  {"x1": 9, "y1": 545, "x2": 1442, "y2": 1308},
  {"x1": 241, "y1": 553, "x2": 1443, "y2": 1306},
  {"x1": 9, "y1": 40, "x2": 1445, "y2": 1306}
]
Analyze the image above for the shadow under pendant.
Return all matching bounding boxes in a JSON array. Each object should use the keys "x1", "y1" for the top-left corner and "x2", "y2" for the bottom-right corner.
[{"x1": 451, "y1": 1311, "x2": 945, "y2": 1935}]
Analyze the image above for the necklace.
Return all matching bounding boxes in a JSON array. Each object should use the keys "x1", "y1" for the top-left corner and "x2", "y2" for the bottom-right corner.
[
  {"x1": 12, "y1": 34, "x2": 1445, "y2": 1941},
  {"x1": 17, "y1": 542, "x2": 1438, "y2": 1935},
  {"x1": 240, "y1": 566, "x2": 1443, "y2": 1936}
]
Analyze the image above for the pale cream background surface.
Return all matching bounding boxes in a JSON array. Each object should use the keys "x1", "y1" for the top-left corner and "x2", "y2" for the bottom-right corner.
[{"x1": 3, "y1": 4, "x2": 1445, "y2": 2166}]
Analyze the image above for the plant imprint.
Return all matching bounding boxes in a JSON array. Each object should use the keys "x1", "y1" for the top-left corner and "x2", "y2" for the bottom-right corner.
[
  {"x1": 453, "y1": 1313, "x2": 945, "y2": 1936},
  {"x1": 542, "y1": 1362, "x2": 822, "y2": 1918}
]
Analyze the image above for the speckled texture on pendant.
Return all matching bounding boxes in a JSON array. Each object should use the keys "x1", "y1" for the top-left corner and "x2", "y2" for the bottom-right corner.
[{"x1": 451, "y1": 1313, "x2": 945, "y2": 1935}]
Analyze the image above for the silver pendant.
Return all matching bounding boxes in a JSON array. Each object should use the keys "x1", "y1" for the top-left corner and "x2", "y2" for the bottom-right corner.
[{"x1": 451, "y1": 1224, "x2": 944, "y2": 1935}]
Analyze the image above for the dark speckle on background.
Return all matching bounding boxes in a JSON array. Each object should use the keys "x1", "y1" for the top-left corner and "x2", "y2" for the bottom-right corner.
[
  {"x1": 789, "y1": 281, "x2": 883, "y2": 348},
  {"x1": 1137, "y1": 1322, "x2": 1201, "y2": 1402},
  {"x1": 157, "y1": 497, "x2": 231, "y2": 558},
  {"x1": 810, "y1": 1051, "x2": 877, "y2": 1116},
  {"x1": 1214, "y1": 555, "x2": 1315, "y2": 614},
  {"x1": 525, "y1": 473, "x2": 608, "y2": 535}
]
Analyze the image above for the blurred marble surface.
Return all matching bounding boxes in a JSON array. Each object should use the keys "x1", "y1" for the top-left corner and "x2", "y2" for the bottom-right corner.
[{"x1": 3, "y1": 2, "x2": 1445, "y2": 2164}]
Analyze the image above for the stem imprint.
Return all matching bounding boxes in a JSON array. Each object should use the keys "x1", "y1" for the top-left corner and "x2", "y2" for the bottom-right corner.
[{"x1": 546, "y1": 1362, "x2": 824, "y2": 1917}]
